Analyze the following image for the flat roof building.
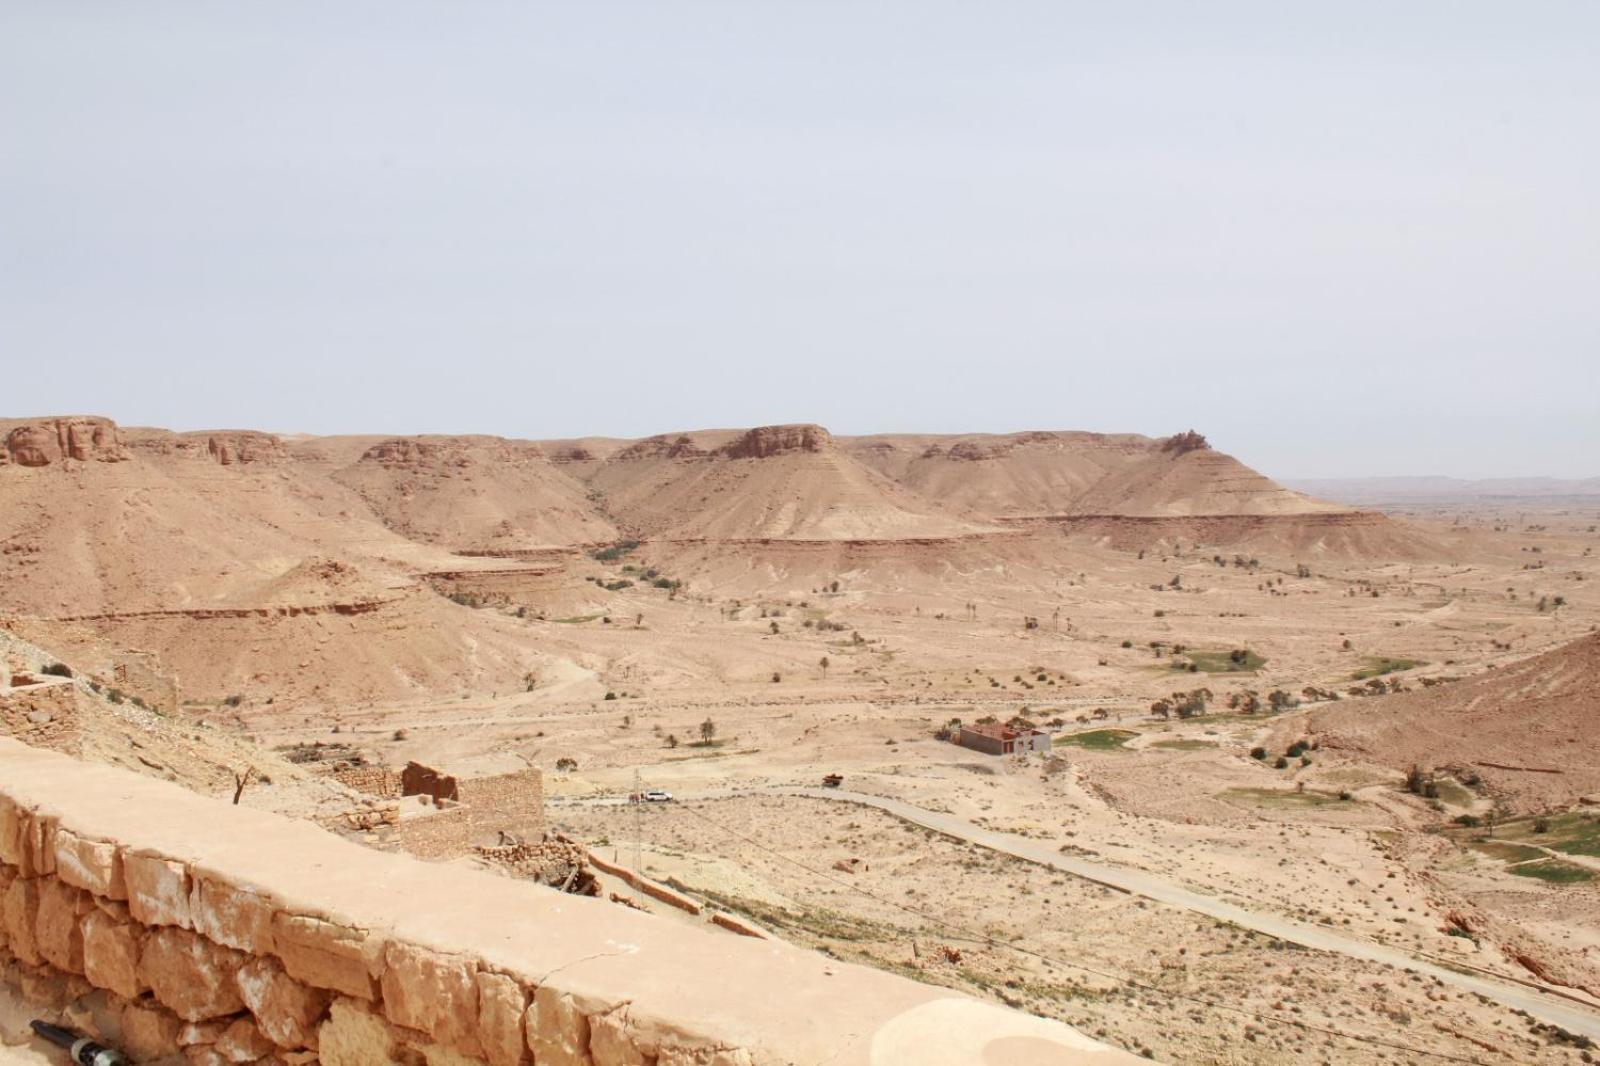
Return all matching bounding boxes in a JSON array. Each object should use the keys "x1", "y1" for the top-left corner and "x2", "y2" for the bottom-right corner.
[{"x1": 956, "y1": 721, "x2": 1052, "y2": 756}]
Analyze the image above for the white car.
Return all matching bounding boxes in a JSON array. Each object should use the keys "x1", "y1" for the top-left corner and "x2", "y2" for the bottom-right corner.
[{"x1": 643, "y1": 789, "x2": 673, "y2": 802}]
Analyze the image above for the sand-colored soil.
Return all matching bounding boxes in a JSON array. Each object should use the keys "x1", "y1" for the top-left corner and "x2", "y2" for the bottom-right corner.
[{"x1": 4, "y1": 414, "x2": 1600, "y2": 1062}]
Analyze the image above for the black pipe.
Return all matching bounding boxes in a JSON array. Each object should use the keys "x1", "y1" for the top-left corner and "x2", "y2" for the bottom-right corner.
[{"x1": 29, "y1": 1021, "x2": 75, "y2": 1048}]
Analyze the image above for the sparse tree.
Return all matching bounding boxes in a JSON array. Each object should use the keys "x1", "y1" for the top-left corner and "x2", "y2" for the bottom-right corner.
[
  {"x1": 700, "y1": 718, "x2": 716, "y2": 743},
  {"x1": 819, "y1": 655, "x2": 830, "y2": 678},
  {"x1": 231, "y1": 767, "x2": 257, "y2": 805}
]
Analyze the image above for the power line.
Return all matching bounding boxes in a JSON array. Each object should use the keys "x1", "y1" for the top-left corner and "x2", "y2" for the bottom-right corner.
[{"x1": 674, "y1": 800, "x2": 1501, "y2": 1066}]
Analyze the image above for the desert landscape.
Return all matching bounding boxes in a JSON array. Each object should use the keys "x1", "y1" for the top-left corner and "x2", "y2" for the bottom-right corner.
[{"x1": 3, "y1": 412, "x2": 1598, "y2": 1064}]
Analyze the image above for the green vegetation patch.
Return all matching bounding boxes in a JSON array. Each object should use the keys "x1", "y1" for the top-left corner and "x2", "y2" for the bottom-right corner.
[
  {"x1": 1510, "y1": 859, "x2": 1596, "y2": 885},
  {"x1": 1150, "y1": 739, "x2": 1217, "y2": 751},
  {"x1": 1351, "y1": 656, "x2": 1427, "y2": 680},
  {"x1": 551, "y1": 614, "x2": 602, "y2": 624},
  {"x1": 1429, "y1": 778, "x2": 1476, "y2": 809},
  {"x1": 1185, "y1": 649, "x2": 1267, "y2": 673},
  {"x1": 1469, "y1": 841, "x2": 1546, "y2": 864},
  {"x1": 1500, "y1": 813, "x2": 1600, "y2": 858},
  {"x1": 590, "y1": 540, "x2": 641, "y2": 562},
  {"x1": 1055, "y1": 729, "x2": 1137, "y2": 750},
  {"x1": 1221, "y1": 787, "x2": 1339, "y2": 809}
]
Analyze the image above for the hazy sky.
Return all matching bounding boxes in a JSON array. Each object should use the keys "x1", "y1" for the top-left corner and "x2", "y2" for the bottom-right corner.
[{"x1": 3, "y1": 3, "x2": 1596, "y2": 478}]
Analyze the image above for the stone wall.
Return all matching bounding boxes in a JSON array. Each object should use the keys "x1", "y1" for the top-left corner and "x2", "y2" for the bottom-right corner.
[
  {"x1": 0, "y1": 738, "x2": 1134, "y2": 1065},
  {"x1": 456, "y1": 770, "x2": 544, "y2": 841},
  {"x1": 390, "y1": 805, "x2": 473, "y2": 861},
  {"x1": 0, "y1": 680, "x2": 81, "y2": 755},
  {"x1": 109, "y1": 652, "x2": 180, "y2": 718},
  {"x1": 326, "y1": 766, "x2": 401, "y2": 799}
]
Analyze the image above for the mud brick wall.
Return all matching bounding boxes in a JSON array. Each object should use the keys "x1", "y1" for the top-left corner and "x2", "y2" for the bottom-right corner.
[
  {"x1": 0, "y1": 680, "x2": 81, "y2": 754},
  {"x1": 0, "y1": 738, "x2": 1132, "y2": 1065}
]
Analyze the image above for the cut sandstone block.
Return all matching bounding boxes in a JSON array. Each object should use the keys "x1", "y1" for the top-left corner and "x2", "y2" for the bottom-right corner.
[
  {"x1": 318, "y1": 997, "x2": 403, "y2": 1066},
  {"x1": 475, "y1": 971, "x2": 531, "y2": 1066},
  {"x1": 139, "y1": 927, "x2": 249, "y2": 1021},
  {"x1": 235, "y1": 955, "x2": 330, "y2": 1050},
  {"x1": 380, "y1": 941, "x2": 482, "y2": 1056},
  {"x1": 527, "y1": 987, "x2": 592, "y2": 1066},
  {"x1": 2, "y1": 876, "x2": 42, "y2": 965},
  {"x1": 0, "y1": 802, "x2": 47, "y2": 878},
  {"x1": 82, "y1": 907, "x2": 146, "y2": 998},
  {"x1": 52, "y1": 829, "x2": 127, "y2": 900},
  {"x1": 35, "y1": 877, "x2": 90, "y2": 974},
  {"x1": 125, "y1": 853, "x2": 194, "y2": 929},
  {"x1": 192, "y1": 875, "x2": 276, "y2": 953},
  {"x1": 216, "y1": 1015, "x2": 278, "y2": 1061},
  {"x1": 0, "y1": 798, "x2": 26, "y2": 869},
  {"x1": 272, "y1": 913, "x2": 379, "y2": 1000},
  {"x1": 120, "y1": 998, "x2": 184, "y2": 1056}
]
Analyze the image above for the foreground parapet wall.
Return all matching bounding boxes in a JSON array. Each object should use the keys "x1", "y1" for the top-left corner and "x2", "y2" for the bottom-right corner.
[{"x1": 0, "y1": 739, "x2": 1139, "y2": 1064}]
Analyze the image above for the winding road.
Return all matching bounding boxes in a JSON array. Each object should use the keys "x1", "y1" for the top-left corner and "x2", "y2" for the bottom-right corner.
[{"x1": 553, "y1": 784, "x2": 1600, "y2": 1041}]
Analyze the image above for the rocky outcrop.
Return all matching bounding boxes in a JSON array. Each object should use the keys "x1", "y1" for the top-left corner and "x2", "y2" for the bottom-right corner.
[
  {"x1": 1, "y1": 418, "x2": 128, "y2": 468},
  {"x1": 206, "y1": 431, "x2": 287, "y2": 466},
  {"x1": 1160, "y1": 429, "x2": 1209, "y2": 454},
  {"x1": 716, "y1": 424, "x2": 831, "y2": 459},
  {"x1": 358, "y1": 437, "x2": 548, "y2": 468},
  {"x1": 612, "y1": 434, "x2": 707, "y2": 461},
  {"x1": 0, "y1": 738, "x2": 1138, "y2": 1065}
]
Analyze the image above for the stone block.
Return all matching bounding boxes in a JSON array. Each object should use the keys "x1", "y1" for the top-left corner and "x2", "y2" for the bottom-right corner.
[
  {"x1": 236, "y1": 955, "x2": 329, "y2": 1049},
  {"x1": 53, "y1": 829, "x2": 126, "y2": 900},
  {"x1": 0, "y1": 798, "x2": 25, "y2": 868},
  {"x1": 588, "y1": 1006, "x2": 651, "y2": 1066},
  {"x1": 272, "y1": 913, "x2": 379, "y2": 1000},
  {"x1": 35, "y1": 877, "x2": 89, "y2": 973},
  {"x1": 379, "y1": 940, "x2": 481, "y2": 1056},
  {"x1": 121, "y1": 1002, "x2": 184, "y2": 1062},
  {"x1": 476, "y1": 970, "x2": 530, "y2": 1066},
  {"x1": 82, "y1": 907, "x2": 146, "y2": 999},
  {"x1": 2, "y1": 877, "x2": 40, "y2": 965},
  {"x1": 192, "y1": 875, "x2": 276, "y2": 953},
  {"x1": 216, "y1": 1015, "x2": 278, "y2": 1061},
  {"x1": 125, "y1": 853, "x2": 193, "y2": 929},
  {"x1": 0, "y1": 802, "x2": 47, "y2": 878},
  {"x1": 318, "y1": 997, "x2": 403, "y2": 1066},
  {"x1": 178, "y1": 1017, "x2": 232, "y2": 1046},
  {"x1": 139, "y1": 927, "x2": 248, "y2": 1021},
  {"x1": 527, "y1": 986, "x2": 593, "y2": 1066}
]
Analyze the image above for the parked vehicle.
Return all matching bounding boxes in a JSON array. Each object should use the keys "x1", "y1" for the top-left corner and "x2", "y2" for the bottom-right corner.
[{"x1": 643, "y1": 789, "x2": 673, "y2": 802}]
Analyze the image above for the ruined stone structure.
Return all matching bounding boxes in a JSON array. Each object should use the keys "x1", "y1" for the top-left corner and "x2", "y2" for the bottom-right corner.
[
  {"x1": 0, "y1": 739, "x2": 1134, "y2": 1064},
  {"x1": 398, "y1": 760, "x2": 545, "y2": 845},
  {"x1": 0, "y1": 677, "x2": 81, "y2": 755},
  {"x1": 324, "y1": 765, "x2": 401, "y2": 799},
  {"x1": 109, "y1": 650, "x2": 180, "y2": 717}
]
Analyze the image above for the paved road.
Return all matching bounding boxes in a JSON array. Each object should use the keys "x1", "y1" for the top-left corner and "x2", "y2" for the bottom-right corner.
[{"x1": 553, "y1": 785, "x2": 1600, "y2": 1041}]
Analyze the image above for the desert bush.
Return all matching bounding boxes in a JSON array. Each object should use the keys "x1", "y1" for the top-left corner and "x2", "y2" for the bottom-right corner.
[{"x1": 41, "y1": 662, "x2": 72, "y2": 678}]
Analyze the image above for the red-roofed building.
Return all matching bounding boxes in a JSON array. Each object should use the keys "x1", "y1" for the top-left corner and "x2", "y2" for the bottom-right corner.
[{"x1": 956, "y1": 722, "x2": 1052, "y2": 756}]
